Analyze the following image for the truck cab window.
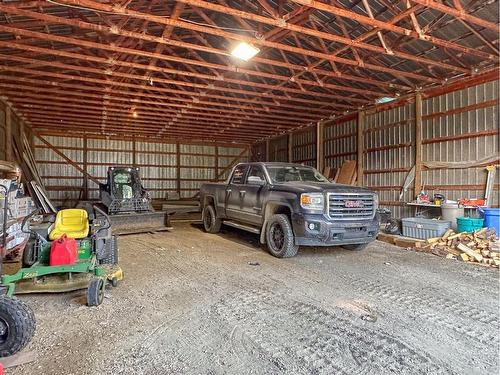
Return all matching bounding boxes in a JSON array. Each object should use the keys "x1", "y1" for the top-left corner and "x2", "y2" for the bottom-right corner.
[
  {"x1": 246, "y1": 166, "x2": 266, "y2": 183},
  {"x1": 230, "y1": 165, "x2": 247, "y2": 184}
]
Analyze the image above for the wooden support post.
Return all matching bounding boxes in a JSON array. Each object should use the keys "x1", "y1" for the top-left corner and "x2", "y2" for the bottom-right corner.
[
  {"x1": 414, "y1": 92, "x2": 423, "y2": 195},
  {"x1": 357, "y1": 111, "x2": 365, "y2": 187},
  {"x1": 316, "y1": 121, "x2": 324, "y2": 172},
  {"x1": 5, "y1": 105, "x2": 13, "y2": 161},
  {"x1": 132, "y1": 137, "x2": 137, "y2": 168},
  {"x1": 214, "y1": 145, "x2": 219, "y2": 180},
  {"x1": 265, "y1": 138, "x2": 270, "y2": 162},
  {"x1": 176, "y1": 142, "x2": 181, "y2": 197},
  {"x1": 82, "y1": 133, "x2": 88, "y2": 200},
  {"x1": 288, "y1": 132, "x2": 293, "y2": 162},
  {"x1": 19, "y1": 118, "x2": 25, "y2": 156}
]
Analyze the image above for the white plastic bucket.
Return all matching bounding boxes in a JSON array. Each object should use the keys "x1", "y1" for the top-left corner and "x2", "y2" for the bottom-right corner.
[{"x1": 441, "y1": 203, "x2": 464, "y2": 230}]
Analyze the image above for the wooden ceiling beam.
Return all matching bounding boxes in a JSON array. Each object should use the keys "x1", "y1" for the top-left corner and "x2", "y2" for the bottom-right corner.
[
  {"x1": 32, "y1": 1, "x2": 450, "y2": 82},
  {"x1": 289, "y1": 0, "x2": 496, "y2": 58},
  {"x1": 7, "y1": 92, "x2": 318, "y2": 125},
  {"x1": 0, "y1": 50, "x2": 366, "y2": 106},
  {"x1": 169, "y1": 0, "x2": 489, "y2": 65},
  {"x1": 0, "y1": 5, "x2": 403, "y2": 95},
  {"x1": 23, "y1": 111, "x2": 284, "y2": 137},
  {"x1": 0, "y1": 78, "x2": 329, "y2": 121},
  {"x1": 26, "y1": 117, "x2": 267, "y2": 141},
  {"x1": 411, "y1": 0, "x2": 499, "y2": 32},
  {"x1": 14, "y1": 100, "x2": 303, "y2": 130}
]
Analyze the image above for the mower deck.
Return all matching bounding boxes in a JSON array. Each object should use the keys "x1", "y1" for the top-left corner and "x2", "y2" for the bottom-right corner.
[{"x1": 7, "y1": 265, "x2": 123, "y2": 294}]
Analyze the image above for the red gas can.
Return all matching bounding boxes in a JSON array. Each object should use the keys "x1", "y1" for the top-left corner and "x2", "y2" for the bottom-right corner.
[{"x1": 49, "y1": 234, "x2": 78, "y2": 266}]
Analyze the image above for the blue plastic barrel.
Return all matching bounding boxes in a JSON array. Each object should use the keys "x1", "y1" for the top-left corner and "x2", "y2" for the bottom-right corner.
[{"x1": 480, "y1": 208, "x2": 500, "y2": 234}]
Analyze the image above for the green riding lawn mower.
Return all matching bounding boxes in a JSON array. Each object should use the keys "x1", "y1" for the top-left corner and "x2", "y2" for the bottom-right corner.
[{"x1": 0, "y1": 183, "x2": 124, "y2": 357}]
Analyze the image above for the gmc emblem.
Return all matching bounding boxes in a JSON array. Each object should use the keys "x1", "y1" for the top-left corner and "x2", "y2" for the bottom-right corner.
[{"x1": 345, "y1": 200, "x2": 364, "y2": 208}]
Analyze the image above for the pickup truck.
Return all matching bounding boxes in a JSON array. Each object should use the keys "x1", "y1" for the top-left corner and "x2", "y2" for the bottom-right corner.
[{"x1": 199, "y1": 162, "x2": 379, "y2": 258}]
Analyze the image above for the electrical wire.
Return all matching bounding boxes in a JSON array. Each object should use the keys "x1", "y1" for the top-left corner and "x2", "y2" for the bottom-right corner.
[{"x1": 46, "y1": 0, "x2": 257, "y2": 34}]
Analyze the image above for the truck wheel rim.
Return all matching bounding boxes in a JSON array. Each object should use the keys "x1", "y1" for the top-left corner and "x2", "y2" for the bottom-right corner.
[
  {"x1": 270, "y1": 223, "x2": 285, "y2": 250},
  {"x1": 0, "y1": 317, "x2": 8, "y2": 344}
]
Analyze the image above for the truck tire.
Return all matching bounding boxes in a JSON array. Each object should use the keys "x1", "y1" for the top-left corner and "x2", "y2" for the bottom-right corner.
[
  {"x1": 0, "y1": 296, "x2": 36, "y2": 357},
  {"x1": 265, "y1": 214, "x2": 299, "y2": 258},
  {"x1": 342, "y1": 243, "x2": 368, "y2": 251},
  {"x1": 202, "y1": 205, "x2": 222, "y2": 234}
]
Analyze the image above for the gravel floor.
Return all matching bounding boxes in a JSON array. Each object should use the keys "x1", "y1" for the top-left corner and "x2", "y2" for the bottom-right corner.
[{"x1": 9, "y1": 222, "x2": 500, "y2": 375}]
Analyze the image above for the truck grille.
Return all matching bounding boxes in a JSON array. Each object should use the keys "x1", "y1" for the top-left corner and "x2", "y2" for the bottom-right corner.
[{"x1": 327, "y1": 193, "x2": 375, "y2": 220}]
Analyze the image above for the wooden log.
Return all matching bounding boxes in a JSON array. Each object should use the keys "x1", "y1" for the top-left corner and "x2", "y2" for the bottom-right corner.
[
  {"x1": 442, "y1": 229, "x2": 454, "y2": 240},
  {"x1": 460, "y1": 253, "x2": 470, "y2": 262},
  {"x1": 449, "y1": 232, "x2": 466, "y2": 240},
  {"x1": 457, "y1": 243, "x2": 484, "y2": 262}
]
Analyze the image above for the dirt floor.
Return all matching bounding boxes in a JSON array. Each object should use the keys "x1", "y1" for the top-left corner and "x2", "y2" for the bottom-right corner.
[{"x1": 9, "y1": 222, "x2": 500, "y2": 375}]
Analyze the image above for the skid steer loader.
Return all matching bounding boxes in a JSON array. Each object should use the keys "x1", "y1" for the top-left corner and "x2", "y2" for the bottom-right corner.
[{"x1": 89, "y1": 167, "x2": 171, "y2": 235}]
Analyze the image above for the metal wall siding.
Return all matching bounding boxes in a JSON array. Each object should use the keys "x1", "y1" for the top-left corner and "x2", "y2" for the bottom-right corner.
[
  {"x1": 292, "y1": 126, "x2": 316, "y2": 165},
  {"x1": 218, "y1": 146, "x2": 246, "y2": 156},
  {"x1": 324, "y1": 117, "x2": 357, "y2": 168},
  {"x1": 135, "y1": 141, "x2": 176, "y2": 153},
  {"x1": 180, "y1": 144, "x2": 215, "y2": 154},
  {"x1": 269, "y1": 135, "x2": 288, "y2": 162},
  {"x1": 136, "y1": 153, "x2": 177, "y2": 166},
  {"x1": 364, "y1": 103, "x2": 415, "y2": 216},
  {"x1": 422, "y1": 79, "x2": 499, "y2": 207},
  {"x1": 34, "y1": 133, "x2": 246, "y2": 205}
]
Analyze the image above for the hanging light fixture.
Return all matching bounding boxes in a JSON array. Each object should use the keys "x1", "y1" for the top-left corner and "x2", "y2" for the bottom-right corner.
[{"x1": 231, "y1": 42, "x2": 260, "y2": 61}]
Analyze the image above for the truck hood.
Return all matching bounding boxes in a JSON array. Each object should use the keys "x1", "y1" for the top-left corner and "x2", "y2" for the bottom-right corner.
[{"x1": 270, "y1": 181, "x2": 375, "y2": 194}]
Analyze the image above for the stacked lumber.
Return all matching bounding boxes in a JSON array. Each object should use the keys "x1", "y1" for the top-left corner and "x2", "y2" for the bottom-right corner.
[
  {"x1": 333, "y1": 160, "x2": 357, "y2": 185},
  {"x1": 418, "y1": 228, "x2": 499, "y2": 268}
]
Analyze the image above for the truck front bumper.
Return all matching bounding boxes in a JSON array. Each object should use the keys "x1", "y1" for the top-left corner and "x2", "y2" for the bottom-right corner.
[{"x1": 292, "y1": 213, "x2": 379, "y2": 247}]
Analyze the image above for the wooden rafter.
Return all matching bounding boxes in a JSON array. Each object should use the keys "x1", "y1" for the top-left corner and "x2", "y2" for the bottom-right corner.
[{"x1": 0, "y1": 0, "x2": 496, "y2": 143}]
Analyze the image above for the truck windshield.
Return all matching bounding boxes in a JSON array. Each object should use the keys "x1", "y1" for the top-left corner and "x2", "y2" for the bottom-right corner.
[{"x1": 266, "y1": 166, "x2": 328, "y2": 183}]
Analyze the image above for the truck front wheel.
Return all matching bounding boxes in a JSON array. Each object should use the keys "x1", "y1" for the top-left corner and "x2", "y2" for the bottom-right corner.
[
  {"x1": 265, "y1": 214, "x2": 299, "y2": 258},
  {"x1": 202, "y1": 205, "x2": 222, "y2": 234}
]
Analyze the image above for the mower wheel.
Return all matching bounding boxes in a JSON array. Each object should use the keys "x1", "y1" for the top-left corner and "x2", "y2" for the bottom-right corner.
[
  {"x1": 0, "y1": 296, "x2": 36, "y2": 357},
  {"x1": 22, "y1": 238, "x2": 37, "y2": 267},
  {"x1": 87, "y1": 278, "x2": 105, "y2": 307}
]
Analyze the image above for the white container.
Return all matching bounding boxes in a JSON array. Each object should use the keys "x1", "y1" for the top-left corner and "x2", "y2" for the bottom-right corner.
[{"x1": 441, "y1": 203, "x2": 464, "y2": 230}]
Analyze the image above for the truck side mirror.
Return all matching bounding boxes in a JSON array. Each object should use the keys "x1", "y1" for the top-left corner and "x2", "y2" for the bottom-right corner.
[{"x1": 247, "y1": 176, "x2": 266, "y2": 186}]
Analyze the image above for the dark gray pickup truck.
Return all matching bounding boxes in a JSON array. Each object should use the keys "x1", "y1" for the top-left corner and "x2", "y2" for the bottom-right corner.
[{"x1": 199, "y1": 162, "x2": 379, "y2": 258}]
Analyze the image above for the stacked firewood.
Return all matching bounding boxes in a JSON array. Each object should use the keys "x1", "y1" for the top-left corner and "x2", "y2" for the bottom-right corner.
[{"x1": 418, "y1": 228, "x2": 500, "y2": 268}]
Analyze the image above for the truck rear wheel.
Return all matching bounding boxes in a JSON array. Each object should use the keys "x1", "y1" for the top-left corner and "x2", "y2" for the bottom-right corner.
[
  {"x1": 266, "y1": 214, "x2": 298, "y2": 258},
  {"x1": 202, "y1": 205, "x2": 222, "y2": 234}
]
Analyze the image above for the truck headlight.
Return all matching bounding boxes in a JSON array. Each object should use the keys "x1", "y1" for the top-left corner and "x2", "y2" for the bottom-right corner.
[
  {"x1": 300, "y1": 193, "x2": 324, "y2": 212},
  {"x1": 373, "y1": 193, "x2": 379, "y2": 209}
]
